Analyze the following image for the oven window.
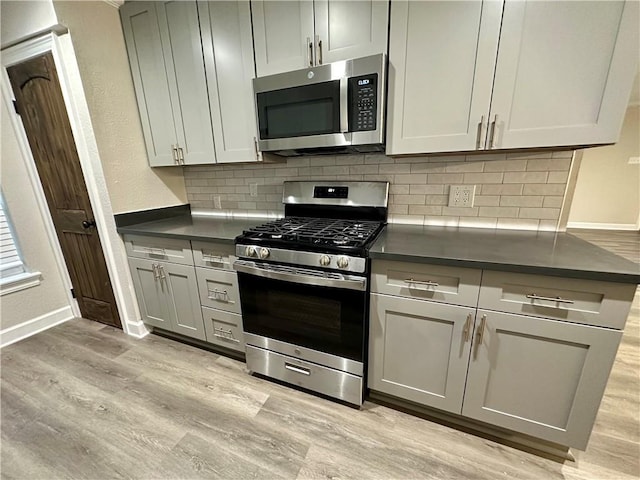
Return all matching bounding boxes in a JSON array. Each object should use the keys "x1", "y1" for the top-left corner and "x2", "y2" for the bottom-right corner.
[
  {"x1": 257, "y1": 81, "x2": 341, "y2": 139},
  {"x1": 238, "y1": 272, "x2": 366, "y2": 361}
]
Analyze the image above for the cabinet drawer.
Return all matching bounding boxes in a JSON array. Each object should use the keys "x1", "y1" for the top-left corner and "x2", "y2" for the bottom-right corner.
[
  {"x1": 371, "y1": 260, "x2": 481, "y2": 307},
  {"x1": 192, "y1": 240, "x2": 236, "y2": 270},
  {"x1": 125, "y1": 234, "x2": 193, "y2": 265},
  {"x1": 478, "y1": 271, "x2": 636, "y2": 329},
  {"x1": 195, "y1": 267, "x2": 241, "y2": 314},
  {"x1": 202, "y1": 306, "x2": 244, "y2": 352}
]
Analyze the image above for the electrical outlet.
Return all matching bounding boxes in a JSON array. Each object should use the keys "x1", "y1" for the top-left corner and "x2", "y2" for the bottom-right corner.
[
  {"x1": 628, "y1": 156, "x2": 640, "y2": 165},
  {"x1": 448, "y1": 185, "x2": 475, "y2": 207},
  {"x1": 213, "y1": 195, "x2": 222, "y2": 209},
  {"x1": 249, "y1": 182, "x2": 258, "y2": 197}
]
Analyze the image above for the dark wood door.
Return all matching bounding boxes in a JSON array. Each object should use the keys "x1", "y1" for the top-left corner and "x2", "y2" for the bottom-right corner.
[{"x1": 8, "y1": 53, "x2": 121, "y2": 329}]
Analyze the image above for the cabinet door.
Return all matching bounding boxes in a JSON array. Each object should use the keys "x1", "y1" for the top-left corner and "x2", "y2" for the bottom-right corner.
[
  {"x1": 156, "y1": 1, "x2": 216, "y2": 165},
  {"x1": 120, "y1": 2, "x2": 179, "y2": 166},
  {"x1": 313, "y1": 0, "x2": 389, "y2": 65},
  {"x1": 386, "y1": 0, "x2": 502, "y2": 155},
  {"x1": 489, "y1": 1, "x2": 640, "y2": 149},
  {"x1": 199, "y1": 1, "x2": 261, "y2": 163},
  {"x1": 251, "y1": 0, "x2": 315, "y2": 76},
  {"x1": 463, "y1": 310, "x2": 622, "y2": 449},
  {"x1": 368, "y1": 293, "x2": 475, "y2": 414},
  {"x1": 128, "y1": 257, "x2": 171, "y2": 329},
  {"x1": 160, "y1": 262, "x2": 206, "y2": 341}
]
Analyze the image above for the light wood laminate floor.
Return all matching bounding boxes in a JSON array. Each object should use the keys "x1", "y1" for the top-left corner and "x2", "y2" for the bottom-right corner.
[{"x1": 1, "y1": 231, "x2": 638, "y2": 479}]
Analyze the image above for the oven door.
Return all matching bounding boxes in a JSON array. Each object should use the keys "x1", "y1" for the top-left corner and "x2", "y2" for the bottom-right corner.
[{"x1": 234, "y1": 260, "x2": 367, "y2": 363}]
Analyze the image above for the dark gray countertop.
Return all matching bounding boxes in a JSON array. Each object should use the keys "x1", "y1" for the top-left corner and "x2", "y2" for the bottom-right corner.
[
  {"x1": 370, "y1": 224, "x2": 640, "y2": 284},
  {"x1": 116, "y1": 214, "x2": 262, "y2": 244},
  {"x1": 117, "y1": 213, "x2": 639, "y2": 284}
]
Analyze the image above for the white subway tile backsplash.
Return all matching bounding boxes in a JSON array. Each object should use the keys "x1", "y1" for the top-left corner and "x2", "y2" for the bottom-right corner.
[
  {"x1": 499, "y1": 195, "x2": 544, "y2": 207},
  {"x1": 503, "y1": 171, "x2": 548, "y2": 183},
  {"x1": 185, "y1": 150, "x2": 574, "y2": 231}
]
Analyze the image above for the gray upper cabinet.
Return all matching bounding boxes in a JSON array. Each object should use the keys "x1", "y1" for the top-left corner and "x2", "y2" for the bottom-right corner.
[
  {"x1": 120, "y1": 2, "x2": 178, "y2": 166},
  {"x1": 463, "y1": 309, "x2": 622, "y2": 450},
  {"x1": 198, "y1": 1, "x2": 261, "y2": 163},
  {"x1": 369, "y1": 293, "x2": 475, "y2": 414},
  {"x1": 121, "y1": 1, "x2": 215, "y2": 166},
  {"x1": 387, "y1": 0, "x2": 640, "y2": 155},
  {"x1": 251, "y1": 0, "x2": 389, "y2": 77}
]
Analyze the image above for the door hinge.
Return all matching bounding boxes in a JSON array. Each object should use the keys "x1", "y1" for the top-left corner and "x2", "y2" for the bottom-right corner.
[
  {"x1": 12, "y1": 100, "x2": 20, "y2": 115},
  {"x1": 71, "y1": 288, "x2": 76, "y2": 299}
]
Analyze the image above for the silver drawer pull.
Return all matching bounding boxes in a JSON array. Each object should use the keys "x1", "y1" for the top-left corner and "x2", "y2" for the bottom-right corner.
[
  {"x1": 404, "y1": 278, "x2": 439, "y2": 288},
  {"x1": 202, "y1": 253, "x2": 225, "y2": 263},
  {"x1": 213, "y1": 327, "x2": 239, "y2": 343},
  {"x1": 285, "y1": 363, "x2": 311, "y2": 376},
  {"x1": 144, "y1": 246, "x2": 166, "y2": 256},
  {"x1": 207, "y1": 288, "x2": 228, "y2": 300},
  {"x1": 526, "y1": 293, "x2": 574, "y2": 305}
]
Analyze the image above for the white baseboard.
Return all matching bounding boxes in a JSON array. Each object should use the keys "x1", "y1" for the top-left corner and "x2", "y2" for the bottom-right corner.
[
  {"x1": 124, "y1": 320, "x2": 149, "y2": 339},
  {"x1": 0, "y1": 305, "x2": 74, "y2": 348},
  {"x1": 566, "y1": 221, "x2": 639, "y2": 231}
]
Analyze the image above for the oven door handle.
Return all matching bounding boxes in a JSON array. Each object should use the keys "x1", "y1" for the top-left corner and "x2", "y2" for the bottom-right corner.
[{"x1": 233, "y1": 261, "x2": 367, "y2": 292}]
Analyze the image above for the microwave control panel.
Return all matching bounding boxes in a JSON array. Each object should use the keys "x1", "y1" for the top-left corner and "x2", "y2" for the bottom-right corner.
[{"x1": 349, "y1": 74, "x2": 378, "y2": 132}]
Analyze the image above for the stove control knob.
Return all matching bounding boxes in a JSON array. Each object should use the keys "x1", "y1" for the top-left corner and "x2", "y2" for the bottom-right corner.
[
  {"x1": 319, "y1": 255, "x2": 331, "y2": 267},
  {"x1": 245, "y1": 246, "x2": 257, "y2": 257},
  {"x1": 258, "y1": 247, "x2": 270, "y2": 259},
  {"x1": 336, "y1": 256, "x2": 349, "y2": 269}
]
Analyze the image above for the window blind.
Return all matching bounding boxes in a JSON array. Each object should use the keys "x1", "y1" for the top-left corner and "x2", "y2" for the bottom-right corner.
[{"x1": 0, "y1": 196, "x2": 25, "y2": 279}]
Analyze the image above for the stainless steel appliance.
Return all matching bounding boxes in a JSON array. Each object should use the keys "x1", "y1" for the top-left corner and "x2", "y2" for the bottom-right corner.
[
  {"x1": 234, "y1": 181, "x2": 389, "y2": 405},
  {"x1": 253, "y1": 54, "x2": 386, "y2": 156}
]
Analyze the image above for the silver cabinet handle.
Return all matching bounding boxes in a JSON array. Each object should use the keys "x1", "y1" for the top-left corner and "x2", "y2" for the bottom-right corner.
[
  {"x1": 463, "y1": 313, "x2": 472, "y2": 343},
  {"x1": 404, "y1": 278, "x2": 439, "y2": 288},
  {"x1": 253, "y1": 136, "x2": 260, "y2": 161},
  {"x1": 213, "y1": 327, "x2": 239, "y2": 343},
  {"x1": 144, "y1": 246, "x2": 166, "y2": 256},
  {"x1": 158, "y1": 265, "x2": 166, "y2": 280},
  {"x1": 489, "y1": 114, "x2": 498, "y2": 149},
  {"x1": 177, "y1": 147, "x2": 185, "y2": 165},
  {"x1": 171, "y1": 144, "x2": 178, "y2": 164},
  {"x1": 207, "y1": 288, "x2": 229, "y2": 301},
  {"x1": 285, "y1": 363, "x2": 311, "y2": 376},
  {"x1": 317, "y1": 36, "x2": 323, "y2": 65},
  {"x1": 476, "y1": 115, "x2": 485, "y2": 149},
  {"x1": 152, "y1": 263, "x2": 160, "y2": 280},
  {"x1": 307, "y1": 36, "x2": 313, "y2": 66},
  {"x1": 474, "y1": 314, "x2": 486, "y2": 359},
  {"x1": 526, "y1": 293, "x2": 575, "y2": 305},
  {"x1": 202, "y1": 253, "x2": 225, "y2": 263}
]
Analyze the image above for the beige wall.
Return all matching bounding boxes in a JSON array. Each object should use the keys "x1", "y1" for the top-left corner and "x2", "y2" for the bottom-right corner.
[
  {"x1": 568, "y1": 106, "x2": 640, "y2": 228},
  {"x1": 0, "y1": 0, "x2": 60, "y2": 48},
  {"x1": 53, "y1": 0, "x2": 187, "y2": 214},
  {"x1": 185, "y1": 150, "x2": 574, "y2": 231},
  {"x1": 0, "y1": 97, "x2": 70, "y2": 330}
]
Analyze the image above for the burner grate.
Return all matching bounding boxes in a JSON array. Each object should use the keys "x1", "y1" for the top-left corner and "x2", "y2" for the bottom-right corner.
[{"x1": 241, "y1": 217, "x2": 382, "y2": 249}]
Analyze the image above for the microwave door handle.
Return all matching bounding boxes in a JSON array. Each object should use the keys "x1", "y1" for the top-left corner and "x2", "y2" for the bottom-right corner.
[{"x1": 340, "y1": 77, "x2": 349, "y2": 133}]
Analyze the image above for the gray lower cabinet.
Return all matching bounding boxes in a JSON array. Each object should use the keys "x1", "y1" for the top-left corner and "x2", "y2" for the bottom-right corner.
[
  {"x1": 128, "y1": 257, "x2": 206, "y2": 341},
  {"x1": 462, "y1": 309, "x2": 622, "y2": 450},
  {"x1": 368, "y1": 293, "x2": 475, "y2": 414},
  {"x1": 201, "y1": 306, "x2": 245, "y2": 352}
]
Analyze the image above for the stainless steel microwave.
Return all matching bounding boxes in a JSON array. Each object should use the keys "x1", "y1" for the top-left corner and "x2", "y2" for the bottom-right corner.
[{"x1": 253, "y1": 54, "x2": 386, "y2": 156}]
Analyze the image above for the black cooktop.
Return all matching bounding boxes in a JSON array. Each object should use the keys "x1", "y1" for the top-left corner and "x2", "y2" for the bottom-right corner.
[{"x1": 236, "y1": 216, "x2": 385, "y2": 254}]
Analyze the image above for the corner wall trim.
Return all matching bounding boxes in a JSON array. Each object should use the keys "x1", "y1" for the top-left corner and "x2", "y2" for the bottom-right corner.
[
  {"x1": 566, "y1": 222, "x2": 639, "y2": 231},
  {"x1": 124, "y1": 320, "x2": 150, "y2": 339},
  {"x1": 0, "y1": 305, "x2": 74, "y2": 348}
]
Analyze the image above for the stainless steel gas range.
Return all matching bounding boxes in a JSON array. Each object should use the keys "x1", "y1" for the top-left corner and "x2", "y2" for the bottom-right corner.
[{"x1": 233, "y1": 181, "x2": 389, "y2": 406}]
